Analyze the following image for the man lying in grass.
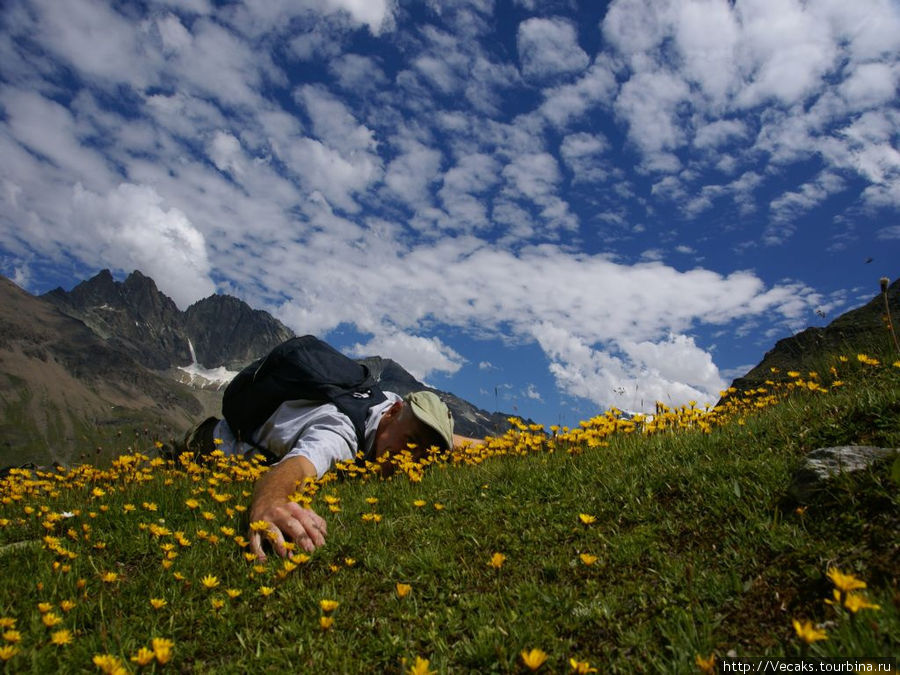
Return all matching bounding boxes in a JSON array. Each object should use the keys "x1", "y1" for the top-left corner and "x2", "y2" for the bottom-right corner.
[{"x1": 210, "y1": 390, "x2": 480, "y2": 561}]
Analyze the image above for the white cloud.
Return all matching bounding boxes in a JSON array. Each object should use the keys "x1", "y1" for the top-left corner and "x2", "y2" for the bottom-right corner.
[
  {"x1": 330, "y1": 54, "x2": 389, "y2": 93},
  {"x1": 693, "y1": 119, "x2": 747, "y2": 150},
  {"x1": 839, "y1": 62, "x2": 899, "y2": 111},
  {"x1": 26, "y1": 0, "x2": 158, "y2": 88},
  {"x1": 877, "y1": 225, "x2": 900, "y2": 240},
  {"x1": 500, "y1": 152, "x2": 577, "y2": 233},
  {"x1": 383, "y1": 140, "x2": 444, "y2": 208},
  {"x1": 600, "y1": 0, "x2": 900, "y2": 223},
  {"x1": 733, "y1": 0, "x2": 838, "y2": 109},
  {"x1": 70, "y1": 183, "x2": 215, "y2": 308},
  {"x1": 614, "y1": 69, "x2": 691, "y2": 160},
  {"x1": 348, "y1": 332, "x2": 464, "y2": 381},
  {"x1": 517, "y1": 17, "x2": 589, "y2": 81},
  {"x1": 560, "y1": 132, "x2": 610, "y2": 183},
  {"x1": 537, "y1": 60, "x2": 617, "y2": 129},
  {"x1": 768, "y1": 171, "x2": 846, "y2": 237},
  {"x1": 321, "y1": 0, "x2": 394, "y2": 34}
]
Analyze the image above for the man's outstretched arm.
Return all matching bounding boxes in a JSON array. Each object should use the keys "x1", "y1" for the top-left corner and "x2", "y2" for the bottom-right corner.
[{"x1": 249, "y1": 455, "x2": 327, "y2": 561}]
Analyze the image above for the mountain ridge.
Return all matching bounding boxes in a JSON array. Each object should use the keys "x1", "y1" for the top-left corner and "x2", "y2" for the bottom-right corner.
[{"x1": 728, "y1": 277, "x2": 900, "y2": 394}]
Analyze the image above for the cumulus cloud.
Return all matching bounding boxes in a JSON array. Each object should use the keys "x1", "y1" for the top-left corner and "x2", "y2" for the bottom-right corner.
[
  {"x1": 517, "y1": 17, "x2": 589, "y2": 81},
  {"x1": 601, "y1": 0, "x2": 900, "y2": 217},
  {"x1": 560, "y1": 132, "x2": 610, "y2": 183},
  {"x1": 348, "y1": 332, "x2": 464, "y2": 381}
]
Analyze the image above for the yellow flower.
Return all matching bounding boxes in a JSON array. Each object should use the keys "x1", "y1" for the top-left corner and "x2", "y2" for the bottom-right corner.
[
  {"x1": 249, "y1": 520, "x2": 269, "y2": 532},
  {"x1": 131, "y1": 647, "x2": 155, "y2": 666},
  {"x1": 0, "y1": 618, "x2": 14, "y2": 630},
  {"x1": 843, "y1": 592, "x2": 881, "y2": 613},
  {"x1": 344, "y1": 557, "x2": 356, "y2": 567},
  {"x1": 407, "y1": 656, "x2": 436, "y2": 675},
  {"x1": 185, "y1": 498, "x2": 200, "y2": 509},
  {"x1": 92, "y1": 653, "x2": 125, "y2": 674},
  {"x1": 569, "y1": 657, "x2": 598, "y2": 673},
  {"x1": 694, "y1": 653, "x2": 716, "y2": 674},
  {"x1": 201, "y1": 575, "x2": 220, "y2": 589},
  {"x1": 489, "y1": 552, "x2": 506, "y2": 569},
  {"x1": 91, "y1": 487, "x2": 106, "y2": 498},
  {"x1": 0, "y1": 645, "x2": 19, "y2": 661},
  {"x1": 100, "y1": 571, "x2": 119, "y2": 583},
  {"x1": 2, "y1": 630, "x2": 21, "y2": 643},
  {"x1": 210, "y1": 598, "x2": 225, "y2": 611},
  {"x1": 319, "y1": 616, "x2": 334, "y2": 630},
  {"x1": 41, "y1": 612, "x2": 63, "y2": 627},
  {"x1": 826, "y1": 567, "x2": 866, "y2": 593},
  {"x1": 152, "y1": 637, "x2": 174, "y2": 664},
  {"x1": 60, "y1": 600, "x2": 76, "y2": 613},
  {"x1": 792, "y1": 619, "x2": 827, "y2": 644},
  {"x1": 365, "y1": 497, "x2": 379, "y2": 505},
  {"x1": 579, "y1": 553, "x2": 598, "y2": 566},
  {"x1": 520, "y1": 648, "x2": 549, "y2": 670},
  {"x1": 396, "y1": 583, "x2": 412, "y2": 598},
  {"x1": 226, "y1": 589, "x2": 242, "y2": 599},
  {"x1": 413, "y1": 499, "x2": 426, "y2": 507},
  {"x1": 150, "y1": 598, "x2": 167, "y2": 610},
  {"x1": 37, "y1": 602, "x2": 53, "y2": 613},
  {"x1": 433, "y1": 503, "x2": 444, "y2": 510},
  {"x1": 50, "y1": 629, "x2": 73, "y2": 646},
  {"x1": 578, "y1": 513, "x2": 596, "y2": 525},
  {"x1": 319, "y1": 599, "x2": 339, "y2": 612}
]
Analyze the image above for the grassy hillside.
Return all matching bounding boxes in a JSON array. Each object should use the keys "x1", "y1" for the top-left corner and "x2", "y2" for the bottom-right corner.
[{"x1": 0, "y1": 347, "x2": 898, "y2": 673}]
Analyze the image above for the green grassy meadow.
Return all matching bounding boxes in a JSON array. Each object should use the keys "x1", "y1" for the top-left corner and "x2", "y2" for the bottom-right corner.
[{"x1": 1, "y1": 351, "x2": 898, "y2": 673}]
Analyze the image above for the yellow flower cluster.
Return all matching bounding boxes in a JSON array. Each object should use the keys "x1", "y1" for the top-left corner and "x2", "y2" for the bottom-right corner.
[{"x1": 792, "y1": 566, "x2": 882, "y2": 650}]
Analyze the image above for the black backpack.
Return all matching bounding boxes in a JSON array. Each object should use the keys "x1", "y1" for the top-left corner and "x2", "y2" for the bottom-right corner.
[{"x1": 222, "y1": 335, "x2": 387, "y2": 461}]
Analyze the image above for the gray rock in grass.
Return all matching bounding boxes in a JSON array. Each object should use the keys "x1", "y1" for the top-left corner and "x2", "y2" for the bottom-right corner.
[{"x1": 787, "y1": 445, "x2": 898, "y2": 503}]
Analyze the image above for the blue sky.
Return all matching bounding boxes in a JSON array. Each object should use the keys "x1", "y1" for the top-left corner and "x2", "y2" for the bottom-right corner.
[{"x1": 1, "y1": 0, "x2": 898, "y2": 428}]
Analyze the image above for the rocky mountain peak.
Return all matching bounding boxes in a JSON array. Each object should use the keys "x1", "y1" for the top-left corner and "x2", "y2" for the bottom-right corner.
[{"x1": 183, "y1": 294, "x2": 294, "y2": 370}]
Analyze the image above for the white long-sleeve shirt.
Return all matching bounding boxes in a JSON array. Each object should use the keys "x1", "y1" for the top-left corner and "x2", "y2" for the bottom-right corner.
[{"x1": 213, "y1": 392, "x2": 400, "y2": 478}]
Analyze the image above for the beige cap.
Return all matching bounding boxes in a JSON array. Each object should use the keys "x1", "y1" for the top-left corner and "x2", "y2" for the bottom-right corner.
[{"x1": 404, "y1": 391, "x2": 454, "y2": 450}]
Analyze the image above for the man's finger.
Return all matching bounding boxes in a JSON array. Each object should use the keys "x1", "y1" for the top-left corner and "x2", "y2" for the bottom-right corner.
[
  {"x1": 286, "y1": 503, "x2": 328, "y2": 547},
  {"x1": 264, "y1": 523, "x2": 289, "y2": 558},
  {"x1": 249, "y1": 531, "x2": 266, "y2": 562}
]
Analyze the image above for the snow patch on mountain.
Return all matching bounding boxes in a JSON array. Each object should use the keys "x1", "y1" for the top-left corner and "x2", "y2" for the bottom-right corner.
[{"x1": 177, "y1": 340, "x2": 239, "y2": 390}]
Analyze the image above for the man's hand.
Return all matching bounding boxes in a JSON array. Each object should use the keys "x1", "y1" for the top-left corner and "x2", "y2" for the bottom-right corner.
[{"x1": 248, "y1": 455, "x2": 327, "y2": 561}]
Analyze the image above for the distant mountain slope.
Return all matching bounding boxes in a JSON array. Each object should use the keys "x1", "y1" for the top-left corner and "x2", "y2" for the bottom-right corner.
[
  {"x1": 0, "y1": 276, "x2": 206, "y2": 466},
  {"x1": 729, "y1": 277, "x2": 899, "y2": 393}
]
